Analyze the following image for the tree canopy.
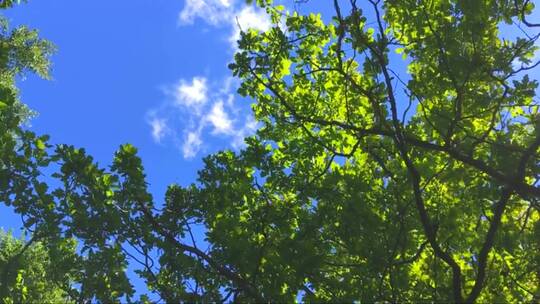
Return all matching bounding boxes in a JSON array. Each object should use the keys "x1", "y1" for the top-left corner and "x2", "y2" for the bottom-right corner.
[
  {"x1": 1, "y1": 0, "x2": 540, "y2": 303},
  {"x1": 0, "y1": 230, "x2": 77, "y2": 303}
]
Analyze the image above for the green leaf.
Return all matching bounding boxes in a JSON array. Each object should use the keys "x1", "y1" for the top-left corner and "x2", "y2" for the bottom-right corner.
[{"x1": 35, "y1": 139, "x2": 45, "y2": 150}]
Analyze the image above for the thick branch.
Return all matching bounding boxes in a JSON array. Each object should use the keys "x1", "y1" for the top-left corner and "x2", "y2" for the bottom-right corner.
[
  {"x1": 367, "y1": 2, "x2": 463, "y2": 301},
  {"x1": 465, "y1": 189, "x2": 512, "y2": 303},
  {"x1": 465, "y1": 125, "x2": 540, "y2": 302}
]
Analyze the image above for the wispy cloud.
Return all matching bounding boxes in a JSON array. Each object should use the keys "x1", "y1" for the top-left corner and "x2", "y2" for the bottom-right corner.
[
  {"x1": 149, "y1": 117, "x2": 168, "y2": 143},
  {"x1": 207, "y1": 100, "x2": 234, "y2": 134},
  {"x1": 174, "y1": 77, "x2": 208, "y2": 109},
  {"x1": 229, "y1": 6, "x2": 272, "y2": 47},
  {"x1": 179, "y1": 0, "x2": 233, "y2": 25},
  {"x1": 178, "y1": 0, "x2": 271, "y2": 49},
  {"x1": 231, "y1": 114, "x2": 259, "y2": 149},
  {"x1": 148, "y1": 76, "x2": 258, "y2": 159},
  {"x1": 147, "y1": 1, "x2": 274, "y2": 159},
  {"x1": 182, "y1": 130, "x2": 203, "y2": 158}
]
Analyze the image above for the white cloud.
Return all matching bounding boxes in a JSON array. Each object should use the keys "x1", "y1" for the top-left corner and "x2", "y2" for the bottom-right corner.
[
  {"x1": 231, "y1": 114, "x2": 259, "y2": 148},
  {"x1": 243, "y1": 114, "x2": 258, "y2": 132},
  {"x1": 178, "y1": 0, "x2": 272, "y2": 49},
  {"x1": 148, "y1": 75, "x2": 260, "y2": 158},
  {"x1": 182, "y1": 131, "x2": 203, "y2": 158},
  {"x1": 219, "y1": 0, "x2": 233, "y2": 7},
  {"x1": 207, "y1": 101, "x2": 234, "y2": 134},
  {"x1": 219, "y1": 76, "x2": 236, "y2": 95},
  {"x1": 149, "y1": 118, "x2": 168, "y2": 143},
  {"x1": 154, "y1": 0, "x2": 275, "y2": 158},
  {"x1": 229, "y1": 6, "x2": 272, "y2": 47},
  {"x1": 149, "y1": 76, "x2": 259, "y2": 158},
  {"x1": 175, "y1": 77, "x2": 208, "y2": 109},
  {"x1": 179, "y1": 0, "x2": 234, "y2": 25}
]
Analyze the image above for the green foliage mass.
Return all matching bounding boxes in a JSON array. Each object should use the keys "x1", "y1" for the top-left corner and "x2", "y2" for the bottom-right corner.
[
  {"x1": 0, "y1": 231, "x2": 77, "y2": 303},
  {"x1": 1, "y1": 0, "x2": 540, "y2": 303}
]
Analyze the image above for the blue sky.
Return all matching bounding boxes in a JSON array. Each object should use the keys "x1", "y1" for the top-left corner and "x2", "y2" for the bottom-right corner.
[
  {"x1": 1, "y1": 0, "x2": 538, "y2": 228},
  {"x1": 1, "y1": 0, "x2": 539, "y2": 299},
  {"x1": 0, "y1": 1, "x2": 287, "y2": 299},
  {"x1": 0, "y1": 0, "x2": 336, "y2": 233},
  {"x1": 6, "y1": 0, "x2": 261, "y2": 188},
  {"x1": 0, "y1": 0, "x2": 333, "y2": 298}
]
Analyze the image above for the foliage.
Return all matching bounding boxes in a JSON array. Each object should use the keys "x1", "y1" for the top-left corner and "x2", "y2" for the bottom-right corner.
[
  {"x1": 226, "y1": 0, "x2": 540, "y2": 301},
  {"x1": 0, "y1": 230, "x2": 76, "y2": 303},
  {"x1": 1, "y1": 0, "x2": 540, "y2": 303},
  {"x1": 0, "y1": 1, "x2": 25, "y2": 10}
]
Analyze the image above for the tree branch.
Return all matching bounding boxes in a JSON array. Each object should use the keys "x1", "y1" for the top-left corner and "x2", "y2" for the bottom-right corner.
[{"x1": 137, "y1": 202, "x2": 267, "y2": 302}]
